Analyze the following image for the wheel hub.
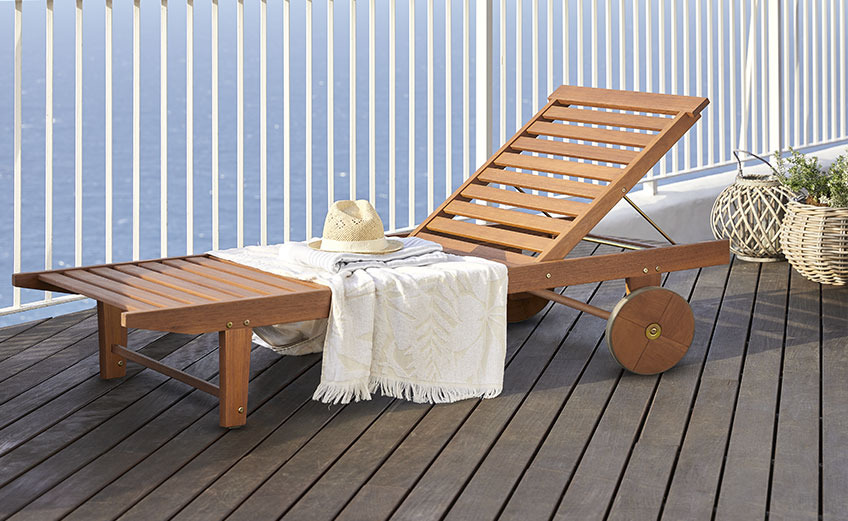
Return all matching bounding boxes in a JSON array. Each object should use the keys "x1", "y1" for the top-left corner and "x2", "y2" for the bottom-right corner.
[{"x1": 645, "y1": 322, "x2": 662, "y2": 340}]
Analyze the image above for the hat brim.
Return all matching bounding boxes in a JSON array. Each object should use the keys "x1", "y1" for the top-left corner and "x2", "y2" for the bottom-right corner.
[{"x1": 307, "y1": 238, "x2": 404, "y2": 254}]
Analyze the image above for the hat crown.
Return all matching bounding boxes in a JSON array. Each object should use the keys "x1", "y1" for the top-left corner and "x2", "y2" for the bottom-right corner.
[{"x1": 322, "y1": 200, "x2": 386, "y2": 243}]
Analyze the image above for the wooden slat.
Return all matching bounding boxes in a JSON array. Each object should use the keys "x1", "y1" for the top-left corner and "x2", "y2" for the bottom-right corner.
[
  {"x1": 425, "y1": 217, "x2": 552, "y2": 253},
  {"x1": 90, "y1": 267, "x2": 211, "y2": 305},
  {"x1": 493, "y1": 152, "x2": 621, "y2": 182},
  {"x1": 112, "y1": 344, "x2": 219, "y2": 397},
  {"x1": 527, "y1": 121, "x2": 654, "y2": 148},
  {"x1": 714, "y1": 262, "x2": 788, "y2": 519},
  {"x1": 478, "y1": 169, "x2": 604, "y2": 199},
  {"x1": 768, "y1": 270, "x2": 821, "y2": 521},
  {"x1": 444, "y1": 201, "x2": 571, "y2": 235},
  {"x1": 138, "y1": 262, "x2": 257, "y2": 298},
  {"x1": 113, "y1": 265, "x2": 233, "y2": 301},
  {"x1": 461, "y1": 184, "x2": 588, "y2": 218},
  {"x1": 161, "y1": 260, "x2": 276, "y2": 296},
  {"x1": 660, "y1": 260, "x2": 760, "y2": 520},
  {"x1": 189, "y1": 257, "x2": 313, "y2": 292},
  {"x1": 543, "y1": 106, "x2": 671, "y2": 131},
  {"x1": 414, "y1": 232, "x2": 535, "y2": 265},
  {"x1": 511, "y1": 137, "x2": 637, "y2": 165},
  {"x1": 548, "y1": 85, "x2": 710, "y2": 115},
  {"x1": 121, "y1": 289, "x2": 332, "y2": 334},
  {"x1": 37, "y1": 273, "x2": 156, "y2": 311},
  {"x1": 510, "y1": 136, "x2": 638, "y2": 164},
  {"x1": 507, "y1": 240, "x2": 729, "y2": 293},
  {"x1": 538, "y1": 112, "x2": 698, "y2": 261},
  {"x1": 63, "y1": 270, "x2": 186, "y2": 308},
  {"x1": 606, "y1": 264, "x2": 730, "y2": 521}
]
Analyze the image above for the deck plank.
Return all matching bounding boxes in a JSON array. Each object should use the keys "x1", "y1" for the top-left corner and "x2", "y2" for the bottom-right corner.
[
  {"x1": 605, "y1": 262, "x2": 732, "y2": 521},
  {"x1": 0, "y1": 329, "x2": 177, "y2": 447},
  {"x1": 0, "y1": 340, "x2": 273, "y2": 517},
  {"x1": 550, "y1": 268, "x2": 700, "y2": 520},
  {"x1": 660, "y1": 259, "x2": 760, "y2": 521},
  {"x1": 769, "y1": 269, "x2": 821, "y2": 521},
  {"x1": 714, "y1": 262, "x2": 790, "y2": 519},
  {"x1": 446, "y1": 260, "x2": 677, "y2": 521},
  {"x1": 822, "y1": 282, "x2": 848, "y2": 521},
  {"x1": 0, "y1": 318, "x2": 49, "y2": 361},
  {"x1": 0, "y1": 312, "x2": 97, "y2": 385},
  {"x1": 390, "y1": 249, "x2": 622, "y2": 521},
  {"x1": 19, "y1": 350, "x2": 315, "y2": 520},
  {"x1": 0, "y1": 254, "x2": 842, "y2": 521},
  {"x1": 336, "y1": 245, "x2": 606, "y2": 521}
]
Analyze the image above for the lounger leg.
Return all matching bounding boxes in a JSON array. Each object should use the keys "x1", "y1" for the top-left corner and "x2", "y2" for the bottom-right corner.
[
  {"x1": 219, "y1": 328, "x2": 252, "y2": 428},
  {"x1": 97, "y1": 302, "x2": 127, "y2": 379},
  {"x1": 625, "y1": 274, "x2": 662, "y2": 294}
]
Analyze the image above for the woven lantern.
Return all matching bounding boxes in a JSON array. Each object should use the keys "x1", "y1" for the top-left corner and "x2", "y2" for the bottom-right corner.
[
  {"x1": 780, "y1": 201, "x2": 848, "y2": 285},
  {"x1": 710, "y1": 151, "x2": 794, "y2": 262}
]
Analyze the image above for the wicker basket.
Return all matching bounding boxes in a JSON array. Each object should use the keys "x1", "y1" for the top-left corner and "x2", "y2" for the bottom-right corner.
[
  {"x1": 710, "y1": 151, "x2": 794, "y2": 262},
  {"x1": 780, "y1": 200, "x2": 848, "y2": 285}
]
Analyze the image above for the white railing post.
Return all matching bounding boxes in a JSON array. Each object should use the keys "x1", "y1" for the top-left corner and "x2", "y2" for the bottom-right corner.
[
  {"x1": 475, "y1": 0, "x2": 493, "y2": 168},
  {"x1": 768, "y1": 0, "x2": 784, "y2": 155}
]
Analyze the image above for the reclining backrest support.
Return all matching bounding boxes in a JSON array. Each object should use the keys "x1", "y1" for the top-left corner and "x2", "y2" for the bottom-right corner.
[{"x1": 411, "y1": 85, "x2": 709, "y2": 262}]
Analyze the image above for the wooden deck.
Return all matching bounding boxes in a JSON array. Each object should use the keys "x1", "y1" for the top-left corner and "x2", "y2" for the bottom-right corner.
[{"x1": 0, "y1": 245, "x2": 844, "y2": 520}]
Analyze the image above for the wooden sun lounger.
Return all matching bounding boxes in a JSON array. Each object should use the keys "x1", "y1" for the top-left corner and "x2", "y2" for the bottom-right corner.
[{"x1": 13, "y1": 86, "x2": 729, "y2": 428}]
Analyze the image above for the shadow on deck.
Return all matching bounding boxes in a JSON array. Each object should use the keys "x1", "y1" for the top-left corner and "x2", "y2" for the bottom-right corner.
[{"x1": 0, "y1": 251, "x2": 845, "y2": 521}]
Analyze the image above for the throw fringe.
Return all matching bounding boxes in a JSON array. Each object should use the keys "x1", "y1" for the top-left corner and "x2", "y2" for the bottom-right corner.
[{"x1": 313, "y1": 376, "x2": 502, "y2": 405}]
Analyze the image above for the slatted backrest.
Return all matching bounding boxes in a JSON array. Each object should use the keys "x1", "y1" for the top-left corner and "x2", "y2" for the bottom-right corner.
[{"x1": 411, "y1": 85, "x2": 709, "y2": 262}]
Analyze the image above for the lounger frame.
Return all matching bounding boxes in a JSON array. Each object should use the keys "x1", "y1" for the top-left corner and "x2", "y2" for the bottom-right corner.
[{"x1": 13, "y1": 86, "x2": 729, "y2": 428}]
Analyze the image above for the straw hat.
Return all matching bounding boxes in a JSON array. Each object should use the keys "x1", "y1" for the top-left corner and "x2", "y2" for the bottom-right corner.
[{"x1": 308, "y1": 200, "x2": 403, "y2": 254}]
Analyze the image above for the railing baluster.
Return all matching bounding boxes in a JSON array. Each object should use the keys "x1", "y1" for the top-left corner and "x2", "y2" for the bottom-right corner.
[
  {"x1": 389, "y1": 0, "x2": 396, "y2": 228},
  {"x1": 445, "y1": 0, "x2": 452, "y2": 198},
  {"x1": 45, "y1": 0, "x2": 54, "y2": 300},
  {"x1": 106, "y1": 0, "x2": 113, "y2": 263},
  {"x1": 134, "y1": 0, "x2": 141, "y2": 258},
  {"x1": 75, "y1": 0, "x2": 83, "y2": 266},
  {"x1": 427, "y1": 0, "x2": 434, "y2": 215},
  {"x1": 348, "y1": 0, "x2": 356, "y2": 202},
  {"x1": 604, "y1": 0, "x2": 611, "y2": 90},
  {"x1": 409, "y1": 0, "x2": 416, "y2": 226},
  {"x1": 830, "y1": 0, "x2": 837, "y2": 140},
  {"x1": 327, "y1": 0, "x2": 334, "y2": 217},
  {"x1": 516, "y1": 0, "x2": 522, "y2": 131},
  {"x1": 160, "y1": 0, "x2": 168, "y2": 256},
  {"x1": 13, "y1": 0, "x2": 22, "y2": 308},
  {"x1": 307, "y1": 0, "x2": 313, "y2": 238},
  {"x1": 462, "y1": 0, "x2": 469, "y2": 180},
  {"x1": 260, "y1": 0, "x2": 267, "y2": 245},
  {"x1": 284, "y1": 0, "x2": 291, "y2": 241},
  {"x1": 186, "y1": 0, "x2": 194, "y2": 253},
  {"x1": 368, "y1": 0, "x2": 375, "y2": 205},
  {"x1": 237, "y1": 0, "x2": 244, "y2": 247},
  {"x1": 212, "y1": 0, "x2": 219, "y2": 250},
  {"x1": 499, "y1": 0, "x2": 506, "y2": 146}
]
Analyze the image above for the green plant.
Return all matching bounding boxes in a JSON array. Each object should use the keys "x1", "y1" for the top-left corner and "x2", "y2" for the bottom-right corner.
[
  {"x1": 774, "y1": 147, "x2": 828, "y2": 205},
  {"x1": 825, "y1": 152, "x2": 848, "y2": 207}
]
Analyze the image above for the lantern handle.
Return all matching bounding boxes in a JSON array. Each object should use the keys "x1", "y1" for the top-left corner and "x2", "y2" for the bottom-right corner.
[{"x1": 733, "y1": 149, "x2": 780, "y2": 178}]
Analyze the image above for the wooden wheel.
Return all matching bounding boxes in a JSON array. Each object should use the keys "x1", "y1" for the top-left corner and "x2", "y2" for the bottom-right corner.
[
  {"x1": 507, "y1": 293, "x2": 549, "y2": 323},
  {"x1": 605, "y1": 286, "x2": 694, "y2": 375}
]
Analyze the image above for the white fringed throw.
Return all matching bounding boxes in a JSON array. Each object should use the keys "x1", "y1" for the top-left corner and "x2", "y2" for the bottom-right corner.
[{"x1": 210, "y1": 237, "x2": 507, "y2": 405}]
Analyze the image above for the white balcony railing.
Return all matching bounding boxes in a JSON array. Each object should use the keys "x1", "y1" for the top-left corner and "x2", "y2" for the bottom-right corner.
[{"x1": 2, "y1": 0, "x2": 847, "y2": 320}]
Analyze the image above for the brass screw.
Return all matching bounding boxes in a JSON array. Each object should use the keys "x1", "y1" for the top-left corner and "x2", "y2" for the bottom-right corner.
[
  {"x1": 642, "y1": 267, "x2": 649, "y2": 274},
  {"x1": 621, "y1": 188, "x2": 626, "y2": 193},
  {"x1": 117, "y1": 360, "x2": 124, "y2": 367},
  {"x1": 655, "y1": 266, "x2": 660, "y2": 272},
  {"x1": 546, "y1": 273, "x2": 551, "y2": 279},
  {"x1": 226, "y1": 321, "x2": 233, "y2": 329},
  {"x1": 237, "y1": 407, "x2": 245, "y2": 414},
  {"x1": 243, "y1": 319, "x2": 250, "y2": 326}
]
